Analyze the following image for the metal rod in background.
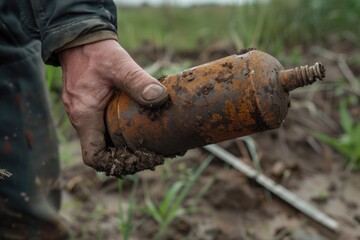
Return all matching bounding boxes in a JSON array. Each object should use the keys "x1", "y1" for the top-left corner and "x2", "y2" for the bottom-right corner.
[{"x1": 203, "y1": 144, "x2": 339, "y2": 232}]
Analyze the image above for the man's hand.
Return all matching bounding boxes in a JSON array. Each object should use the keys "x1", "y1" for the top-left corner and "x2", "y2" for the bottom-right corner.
[{"x1": 58, "y1": 39, "x2": 168, "y2": 176}]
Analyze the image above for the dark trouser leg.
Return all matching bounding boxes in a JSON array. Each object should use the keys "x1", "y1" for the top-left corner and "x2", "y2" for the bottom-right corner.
[{"x1": 0, "y1": 2, "x2": 68, "y2": 239}]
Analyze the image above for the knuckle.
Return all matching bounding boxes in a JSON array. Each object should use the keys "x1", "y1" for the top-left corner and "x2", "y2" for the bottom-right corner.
[
  {"x1": 82, "y1": 153, "x2": 94, "y2": 167},
  {"x1": 123, "y1": 68, "x2": 147, "y2": 89}
]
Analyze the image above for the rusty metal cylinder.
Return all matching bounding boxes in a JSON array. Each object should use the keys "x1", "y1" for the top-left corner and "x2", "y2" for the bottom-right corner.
[{"x1": 106, "y1": 49, "x2": 325, "y2": 156}]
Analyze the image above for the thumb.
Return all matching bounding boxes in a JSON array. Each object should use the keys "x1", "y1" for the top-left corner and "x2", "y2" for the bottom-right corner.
[{"x1": 110, "y1": 44, "x2": 169, "y2": 107}]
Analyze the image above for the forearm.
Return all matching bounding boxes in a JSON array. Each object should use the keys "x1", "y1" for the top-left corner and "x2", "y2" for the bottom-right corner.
[
  {"x1": 16, "y1": 0, "x2": 118, "y2": 65},
  {"x1": 16, "y1": 0, "x2": 170, "y2": 176}
]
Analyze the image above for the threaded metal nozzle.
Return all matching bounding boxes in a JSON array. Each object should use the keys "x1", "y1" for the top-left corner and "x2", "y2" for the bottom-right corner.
[{"x1": 279, "y1": 62, "x2": 326, "y2": 92}]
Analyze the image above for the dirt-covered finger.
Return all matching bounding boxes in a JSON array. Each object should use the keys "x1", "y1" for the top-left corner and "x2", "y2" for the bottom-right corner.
[
  {"x1": 77, "y1": 126, "x2": 165, "y2": 177},
  {"x1": 110, "y1": 46, "x2": 169, "y2": 107}
]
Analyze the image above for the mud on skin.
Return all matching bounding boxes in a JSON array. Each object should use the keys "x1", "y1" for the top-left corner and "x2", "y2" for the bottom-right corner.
[{"x1": 93, "y1": 147, "x2": 164, "y2": 177}]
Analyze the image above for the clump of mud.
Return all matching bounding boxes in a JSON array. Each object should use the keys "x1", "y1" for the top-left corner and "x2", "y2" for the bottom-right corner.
[
  {"x1": 237, "y1": 47, "x2": 257, "y2": 55},
  {"x1": 138, "y1": 99, "x2": 172, "y2": 121},
  {"x1": 94, "y1": 147, "x2": 164, "y2": 178},
  {"x1": 157, "y1": 75, "x2": 167, "y2": 83}
]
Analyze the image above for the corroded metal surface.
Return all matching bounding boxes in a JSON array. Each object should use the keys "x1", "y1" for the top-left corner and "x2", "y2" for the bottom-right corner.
[
  {"x1": 279, "y1": 62, "x2": 325, "y2": 92},
  {"x1": 106, "y1": 50, "x2": 325, "y2": 156}
]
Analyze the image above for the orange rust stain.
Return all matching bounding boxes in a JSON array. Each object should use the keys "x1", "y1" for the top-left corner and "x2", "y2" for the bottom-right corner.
[
  {"x1": 106, "y1": 95, "x2": 122, "y2": 135},
  {"x1": 161, "y1": 113, "x2": 169, "y2": 130},
  {"x1": 210, "y1": 113, "x2": 223, "y2": 123},
  {"x1": 237, "y1": 96, "x2": 256, "y2": 125},
  {"x1": 223, "y1": 100, "x2": 239, "y2": 122}
]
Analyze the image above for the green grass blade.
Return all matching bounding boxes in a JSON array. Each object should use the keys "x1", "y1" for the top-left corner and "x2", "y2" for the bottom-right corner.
[
  {"x1": 117, "y1": 177, "x2": 139, "y2": 240},
  {"x1": 155, "y1": 155, "x2": 214, "y2": 239},
  {"x1": 124, "y1": 176, "x2": 139, "y2": 240},
  {"x1": 190, "y1": 177, "x2": 215, "y2": 207},
  {"x1": 144, "y1": 197, "x2": 163, "y2": 224},
  {"x1": 159, "y1": 181, "x2": 184, "y2": 217},
  {"x1": 339, "y1": 101, "x2": 353, "y2": 134},
  {"x1": 143, "y1": 180, "x2": 163, "y2": 224},
  {"x1": 118, "y1": 180, "x2": 125, "y2": 230},
  {"x1": 315, "y1": 133, "x2": 350, "y2": 155}
]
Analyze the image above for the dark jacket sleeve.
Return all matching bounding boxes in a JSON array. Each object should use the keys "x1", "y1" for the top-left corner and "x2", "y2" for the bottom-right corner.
[{"x1": 16, "y1": 0, "x2": 118, "y2": 66}]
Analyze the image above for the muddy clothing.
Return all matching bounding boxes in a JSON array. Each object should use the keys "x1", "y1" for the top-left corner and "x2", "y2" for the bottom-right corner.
[{"x1": 0, "y1": 0, "x2": 117, "y2": 239}]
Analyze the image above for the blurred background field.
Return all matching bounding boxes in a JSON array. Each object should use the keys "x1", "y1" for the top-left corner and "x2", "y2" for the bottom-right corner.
[
  {"x1": 47, "y1": 0, "x2": 360, "y2": 239},
  {"x1": 117, "y1": 0, "x2": 359, "y2": 54}
]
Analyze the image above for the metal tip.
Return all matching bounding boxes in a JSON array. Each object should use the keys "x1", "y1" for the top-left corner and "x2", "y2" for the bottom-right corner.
[
  {"x1": 279, "y1": 62, "x2": 326, "y2": 92},
  {"x1": 313, "y1": 62, "x2": 326, "y2": 80}
]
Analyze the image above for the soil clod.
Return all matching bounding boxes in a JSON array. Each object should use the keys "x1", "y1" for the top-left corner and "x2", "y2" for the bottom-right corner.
[
  {"x1": 237, "y1": 47, "x2": 257, "y2": 55},
  {"x1": 138, "y1": 99, "x2": 172, "y2": 121},
  {"x1": 94, "y1": 147, "x2": 164, "y2": 178}
]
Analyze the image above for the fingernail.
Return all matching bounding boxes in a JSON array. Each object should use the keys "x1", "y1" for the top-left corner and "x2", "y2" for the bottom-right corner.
[{"x1": 141, "y1": 84, "x2": 166, "y2": 101}]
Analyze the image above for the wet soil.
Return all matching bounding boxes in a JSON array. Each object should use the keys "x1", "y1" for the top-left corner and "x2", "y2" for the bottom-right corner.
[
  {"x1": 103, "y1": 147, "x2": 164, "y2": 177},
  {"x1": 138, "y1": 99, "x2": 172, "y2": 121},
  {"x1": 60, "y1": 43, "x2": 360, "y2": 240},
  {"x1": 237, "y1": 47, "x2": 257, "y2": 55}
]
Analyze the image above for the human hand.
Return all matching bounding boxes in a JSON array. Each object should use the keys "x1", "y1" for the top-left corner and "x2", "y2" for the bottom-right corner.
[{"x1": 58, "y1": 40, "x2": 168, "y2": 177}]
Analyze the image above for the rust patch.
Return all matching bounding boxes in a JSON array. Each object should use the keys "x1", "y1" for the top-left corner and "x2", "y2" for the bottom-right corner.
[
  {"x1": 173, "y1": 82, "x2": 189, "y2": 95},
  {"x1": 186, "y1": 75, "x2": 195, "y2": 82},
  {"x1": 215, "y1": 74, "x2": 231, "y2": 84},
  {"x1": 195, "y1": 115, "x2": 205, "y2": 127},
  {"x1": 199, "y1": 83, "x2": 214, "y2": 96},
  {"x1": 222, "y1": 62, "x2": 233, "y2": 69},
  {"x1": 249, "y1": 99, "x2": 270, "y2": 131},
  {"x1": 182, "y1": 69, "x2": 195, "y2": 82}
]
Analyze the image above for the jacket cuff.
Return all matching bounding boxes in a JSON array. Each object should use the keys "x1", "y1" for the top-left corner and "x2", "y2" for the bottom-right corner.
[
  {"x1": 42, "y1": 18, "x2": 117, "y2": 66},
  {"x1": 56, "y1": 30, "x2": 118, "y2": 53}
]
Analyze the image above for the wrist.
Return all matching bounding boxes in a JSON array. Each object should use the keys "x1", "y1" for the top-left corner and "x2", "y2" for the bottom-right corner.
[
  {"x1": 58, "y1": 39, "x2": 120, "y2": 82},
  {"x1": 56, "y1": 30, "x2": 118, "y2": 54}
]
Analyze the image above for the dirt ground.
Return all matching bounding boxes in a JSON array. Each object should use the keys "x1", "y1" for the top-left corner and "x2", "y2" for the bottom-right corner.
[{"x1": 59, "y1": 43, "x2": 360, "y2": 240}]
